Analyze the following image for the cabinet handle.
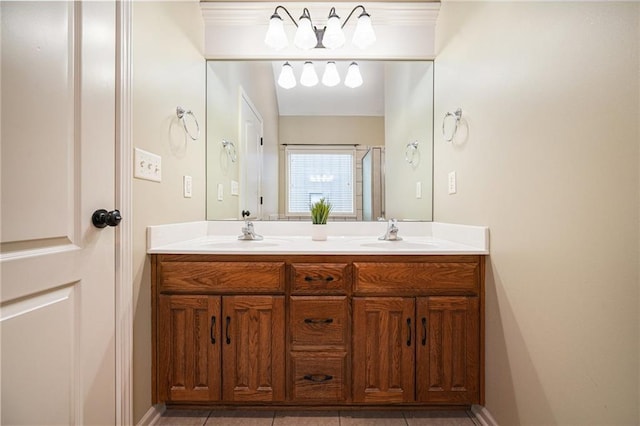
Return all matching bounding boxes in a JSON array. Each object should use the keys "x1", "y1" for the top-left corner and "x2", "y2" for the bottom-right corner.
[
  {"x1": 421, "y1": 317, "x2": 427, "y2": 346},
  {"x1": 225, "y1": 316, "x2": 231, "y2": 344},
  {"x1": 304, "y1": 276, "x2": 334, "y2": 282},
  {"x1": 406, "y1": 318, "x2": 412, "y2": 347},
  {"x1": 210, "y1": 316, "x2": 216, "y2": 344},
  {"x1": 304, "y1": 318, "x2": 334, "y2": 324},
  {"x1": 303, "y1": 374, "x2": 333, "y2": 383}
]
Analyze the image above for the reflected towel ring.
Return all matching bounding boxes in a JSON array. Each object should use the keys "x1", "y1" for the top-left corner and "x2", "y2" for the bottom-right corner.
[
  {"x1": 405, "y1": 141, "x2": 419, "y2": 166},
  {"x1": 176, "y1": 106, "x2": 200, "y2": 141},
  {"x1": 442, "y1": 108, "x2": 462, "y2": 143},
  {"x1": 222, "y1": 139, "x2": 237, "y2": 163}
]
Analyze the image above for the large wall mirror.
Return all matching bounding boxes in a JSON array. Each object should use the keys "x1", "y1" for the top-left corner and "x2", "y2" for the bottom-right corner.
[{"x1": 206, "y1": 60, "x2": 434, "y2": 222}]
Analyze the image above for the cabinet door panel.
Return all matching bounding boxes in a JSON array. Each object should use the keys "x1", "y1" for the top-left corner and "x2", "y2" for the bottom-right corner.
[
  {"x1": 222, "y1": 296, "x2": 285, "y2": 402},
  {"x1": 158, "y1": 295, "x2": 221, "y2": 402},
  {"x1": 353, "y1": 297, "x2": 415, "y2": 403},
  {"x1": 416, "y1": 297, "x2": 479, "y2": 404}
]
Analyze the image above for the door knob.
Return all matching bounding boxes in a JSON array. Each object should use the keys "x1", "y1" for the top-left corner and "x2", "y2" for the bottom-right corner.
[
  {"x1": 241, "y1": 210, "x2": 250, "y2": 218},
  {"x1": 92, "y1": 209, "x2": 122, "y2": 228}
]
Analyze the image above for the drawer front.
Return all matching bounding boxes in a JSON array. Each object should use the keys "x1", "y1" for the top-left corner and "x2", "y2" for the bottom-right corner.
[
  {"x1": 290, "y1": 297, "x2": 349, "y2": 349},
  {"x1": 159, "y1": 261, "x2": 285, "y2": 293},
  {"x1": 290, "y1": 352, "x2": 348, "y2": 402},
  {"x1": 291, "y1": 263, "x2": 351, "y2": 294},
  {"x1": 354, "y1": 261, "x2": 479, "y2": 295}
]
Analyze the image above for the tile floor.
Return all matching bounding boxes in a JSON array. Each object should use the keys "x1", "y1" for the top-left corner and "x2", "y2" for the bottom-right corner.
[{"x1": 155, "y1": 409, "x2": 479, "y2": 426}]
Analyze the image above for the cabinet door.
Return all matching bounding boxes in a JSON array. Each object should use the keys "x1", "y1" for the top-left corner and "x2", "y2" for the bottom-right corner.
[
  {"x1": 158, "y1": 295, "x2": 221, "y2": 402},
  {"x1": 353, "y1": 297, "x2": 415, "y2": 403},
  {"x1": 222, "y1": 295, "x2": 285, "y2": 402},
  {"x1": 416, "y1": 297, "x2": 479, "y2": 404}
]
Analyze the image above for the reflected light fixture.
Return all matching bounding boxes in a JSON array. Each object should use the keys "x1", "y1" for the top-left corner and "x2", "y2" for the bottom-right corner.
[
  {"x1": 321, "y1": 61, "x2": 340, "y2": 87},
  {"x1": 300, "y1": 61, "x2": 319, "y2": 87},
  {"x1": 277, "y1": 62, "x2": 296, "y2": 89},
  {"x1": 265, "y1": 5, "x2": 376, "y2": 50},
  {"x1": 344, "y1": 62, "x2": 363, "y2": 88}
]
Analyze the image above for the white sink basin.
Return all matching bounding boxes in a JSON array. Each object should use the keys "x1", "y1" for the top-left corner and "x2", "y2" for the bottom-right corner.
[
  {"x1": 201, "y1": 239, "x2": 286, "y2": 248},
  {"x1": 360, "y1": 240, "x2": 435, "y2": 249}
]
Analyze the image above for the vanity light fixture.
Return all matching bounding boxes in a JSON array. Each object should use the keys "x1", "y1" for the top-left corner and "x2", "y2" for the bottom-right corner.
[
  {"x1": 277, "y1": 61, "x2": 363, "y2": 89},
  {"x1": 265, "y1": 5, "x2": 376, "y2": 51}
]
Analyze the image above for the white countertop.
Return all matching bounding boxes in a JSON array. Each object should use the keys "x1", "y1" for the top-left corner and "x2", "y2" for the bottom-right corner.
[{"x1": 147, "y1": 221, "x2": 489, "y2": 255}]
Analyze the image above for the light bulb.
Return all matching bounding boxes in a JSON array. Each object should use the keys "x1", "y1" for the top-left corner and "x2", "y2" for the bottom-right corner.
[
  {"x1": 294, "y1": 10, "x2": 317, "y2": 50},
  {"x1": 322, "y1": 8, "x2": 345, "y2": 49},
  {"x1": 264, "y1": 13, "x2": 288, "y2": 50},
  {"x1": 344, "y1": 62, "x2": 363, "y2": 88},
  {"x1": 278, "y1": 62, "x2": 296, "y2": 89},
  {"x1": 300, "y1": 61, "x2": 318, "y2": 87},
  {"x1": 352, "y1": 12, "x2": 376, "y2": 49},
  {"x1": 321, "y1": 61, "x2": 341, "y2": 87}
]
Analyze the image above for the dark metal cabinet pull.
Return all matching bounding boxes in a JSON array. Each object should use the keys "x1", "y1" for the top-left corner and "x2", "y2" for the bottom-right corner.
[
  {"x1": 210, "y1": 316, "x2": 216, "y2": 344},
  {"x1": 406, "y1": 318, "x2": 412, "y2": 347},
  {"x1": 225, "y1": 316, "x2": 231, "y2": 344},
  {"x1": 421, "y1": 317, "x2": 427, "y2": 346},
  {"x1": 304, "y1": 276, "x2": 334, "y2": 282},
  {"x1": 303, "y1": 374, "x2": 333, "y2": 383},
  {"x1": 304, "y1": 318, "x2": 334, "y2": 324}
]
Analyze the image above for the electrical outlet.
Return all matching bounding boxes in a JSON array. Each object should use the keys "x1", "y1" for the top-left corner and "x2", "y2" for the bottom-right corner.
[
  {"x1": 415, "y1": 181, "x2": 422, "y2": 199},
  {"x1": 231, "y1": 180, "x2": 239, "y2": 196},
  {"x1": 217, "y1": 183, "x2": 223, "y2": 201},
  {"x1": 183, "y1": 175, "x2": 192, "y2": 198},
  {"x1": 448, "y1": 171, "x2": 457, "y2": 194},
  {"x1": 134, "y1": 148, "x2": 161, "y2": 182}
]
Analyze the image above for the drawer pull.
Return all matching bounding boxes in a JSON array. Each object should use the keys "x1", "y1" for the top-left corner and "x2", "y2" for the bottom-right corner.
[
  {"x1": 303, "y1": 374, "x2": 333, "y2": 383},
  {"x1": 225, "y1": 316, "x2": 231, "y2": 344},
  {"x1": 304, "y1": 276, "x2": 335, "y2": 282},
  {"x1": 304, "y1": 318, "x2": 334, "y2": 325},
  {"x1": 210, "y1": 316, "x2": 216, "y2": 344},
  {"x1": 421, "y1": 317, "x2": 427, "y2": 346},
  {"x1": 406, "y1": 318, "x2": 412, "y2": 347}
]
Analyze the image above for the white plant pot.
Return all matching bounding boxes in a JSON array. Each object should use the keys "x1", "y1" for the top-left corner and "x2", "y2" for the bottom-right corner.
[{"x1": 311, "y1": 224, "x2": 328, "y2": 241}]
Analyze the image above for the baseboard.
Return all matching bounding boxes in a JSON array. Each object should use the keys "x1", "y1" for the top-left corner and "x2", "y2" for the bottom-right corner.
[
  {"x1": 471, "y1": 404, "x2": 499, "y2": 426},
  {"x1": 136, "y1": 404, "x2": 166, "y2": 426}
]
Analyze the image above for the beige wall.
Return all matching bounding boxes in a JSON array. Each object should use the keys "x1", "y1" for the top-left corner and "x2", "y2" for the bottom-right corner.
[
  {"x1": 434, "y1": 2, "x2": 639, "y2": 425},
  {"x1": 131, "y1": 1, "x2": 206, "y2": 423}
]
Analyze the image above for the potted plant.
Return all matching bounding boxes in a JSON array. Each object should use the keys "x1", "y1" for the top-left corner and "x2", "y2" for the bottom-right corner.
[{"x1": 310, "y1": 197, "x2": 332, "y2": 241}]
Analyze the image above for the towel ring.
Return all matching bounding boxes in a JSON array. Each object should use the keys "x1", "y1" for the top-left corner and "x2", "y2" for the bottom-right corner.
[
  {"x1": 176, "y1": 106, "x2": 200, "y2": 141},
  {"x1": 405, "y1": 141, "x2": 419, "y2": 166},
  {"x1": 222, "y1": 139, "x2": 237, "y2": 163},
  {"x1": 442, "y1": 108, "x2": 462, "y2": 143}
]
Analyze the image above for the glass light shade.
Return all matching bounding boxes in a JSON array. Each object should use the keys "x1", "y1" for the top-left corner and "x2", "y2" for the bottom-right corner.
[
  {"x1": 294, "y1": 17, "x2": 317, "y2": 50},
  {"x1": 321, "y1": 62, "x2": 341, "y2": 87},
  {"x1": 344, "y1": 62, "x2": 363, "y2": 88},
  {"x1": 352, "y1": 13, "x2": 376, "y2": 49},
  {"x1": 277, "y1": 62, "x2": 296, "y2": 89},
  {"x1": 300, "y1": 61, "x2": 319, "y2": 87},
  {"x1": 322, "y1": 15, "x2": 345, "y2": 49},
  {"x1": 264, "y1": 15, "x2": 288, "y2": 50}
]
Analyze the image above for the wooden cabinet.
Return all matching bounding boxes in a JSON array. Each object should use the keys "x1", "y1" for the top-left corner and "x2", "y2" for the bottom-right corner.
[{"x1": 152, "y1": 254, "x2": 484, "y2": 408}]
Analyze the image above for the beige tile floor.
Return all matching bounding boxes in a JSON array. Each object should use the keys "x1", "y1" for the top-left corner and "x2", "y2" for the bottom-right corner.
[{"x1": 155, "y1": 409, "x2": 479, "y2": 426}]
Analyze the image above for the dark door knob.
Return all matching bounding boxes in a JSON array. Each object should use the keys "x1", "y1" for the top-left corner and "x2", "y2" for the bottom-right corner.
[
  {"x1": 92, "y1": 209, "x2": 122, "y2": 228},
  {"x1": 241, "y1": 210, "x2": 251, "y2": 218}
]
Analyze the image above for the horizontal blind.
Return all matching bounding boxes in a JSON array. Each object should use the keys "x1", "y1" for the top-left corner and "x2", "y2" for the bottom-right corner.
[{"x1": 286, "y1": 147, "x2": 355, "y2": 215}]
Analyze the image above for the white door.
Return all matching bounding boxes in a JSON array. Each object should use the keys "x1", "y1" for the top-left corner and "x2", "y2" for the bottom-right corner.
[
  {"x1": 1, "y1": 2, "x2": 117, "y2": 425},
  {"x1": 239, "y1": 90, "x2": 263, "y2": 219}
]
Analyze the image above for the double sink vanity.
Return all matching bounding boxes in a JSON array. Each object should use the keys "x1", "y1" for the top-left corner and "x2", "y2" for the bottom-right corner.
[{"x1": 148, "y1": 220, "x2": 488, "y2": 409}]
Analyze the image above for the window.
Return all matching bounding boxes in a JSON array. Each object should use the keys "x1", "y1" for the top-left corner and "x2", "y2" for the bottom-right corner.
[{"x1": 286, "y1": 146, "x2": 356, "y2": 217}]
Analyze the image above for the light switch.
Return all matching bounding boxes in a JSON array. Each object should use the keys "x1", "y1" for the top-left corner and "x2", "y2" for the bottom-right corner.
[
  {"x1": 134, "y1": 148, "x2": 161, "y2": 182},
  {"x1": 183, "y1": 175, "x2": 192, "y2": 198},
  {"x1": 231, "y1": 180, "x2": 239, "y2": 196},
  {"x1": 217, "y1": 183, "x2": 223, "y2": 201},
  {"x1": 415, "y1": 181, "x2": 422, "y2": 199},
  {"x1": 448, "y1": 171, "x2": 457, "y2": 194}
]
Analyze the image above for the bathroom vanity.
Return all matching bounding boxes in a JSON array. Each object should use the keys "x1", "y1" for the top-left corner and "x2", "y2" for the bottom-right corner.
[{"x1": 148, "y1": 221, "x2": 487, "y2": 409}]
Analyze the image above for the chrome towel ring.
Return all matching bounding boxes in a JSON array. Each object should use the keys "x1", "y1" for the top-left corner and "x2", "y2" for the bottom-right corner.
[
  {"x1": 442, "y1": 108, "x2": 462, "y2": 143},
  {"x1": 222, "y1": 139, "x2": 237, "y2": 163},
  {"x1": 176, "y1": 106, "x2": 200, "y2": 141},
  {"x1": 405, "y1": 141, "x2": 419, "y2": 166}
]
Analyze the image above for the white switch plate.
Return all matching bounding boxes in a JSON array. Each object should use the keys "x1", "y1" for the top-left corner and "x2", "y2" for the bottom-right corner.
[
  {"x1": 448, "y1": 171, "x2": 457, "y2": 194},
  {"x1": 134, "y1": 148, "x2": 161, "y2": 182},
  {"x1": 183, "y1": 175, "x2": 192, "y2": 198},
  {"x1": 415, "y1": 181, "x2": 422, "y2": 199},
  {"x1": 230, "y1": 180, "x2": 239, "y2": 196},
  {"x1": 217, "y1": 183, "x2": 223, "y2": 201}
]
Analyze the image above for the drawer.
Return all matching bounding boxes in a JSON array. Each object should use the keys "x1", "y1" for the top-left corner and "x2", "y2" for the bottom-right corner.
[
  {"x1": 289, "y1": 352, "x2": 348, "y2": 402},
  {"x1": 159, "y1": 261, "x2": 285, "y2": 293},
  {"x1": 354, "y1": 261, "x2": 480, "y2": 295},
  {"x1": 290, "y1": 297, "x2": 349, "y2": 349},
  {"x1": 290, "y1": 263, "x2": 351, "y2": 294}
]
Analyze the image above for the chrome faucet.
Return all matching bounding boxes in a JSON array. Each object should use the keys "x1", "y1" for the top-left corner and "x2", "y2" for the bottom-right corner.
[
  {"x1": 238, "y1": 220, "x2": 263, "y2": 241},
  {"x1": 379, "y1": 218, "x2": 402, "y2": 241}
]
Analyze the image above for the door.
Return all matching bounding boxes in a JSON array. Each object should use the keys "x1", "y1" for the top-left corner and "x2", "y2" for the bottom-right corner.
[
  {"x1": 352, "y1": 297, "x2": 415, "y2": 403},
  {"x1": 0, "y1": 2, "x2": 117, "y2": 425},
  {"x1": 416, "y1": 297, "x2": 480, "y2": 404},
  {"x1": 239, "y1": 89, "x2": 263, "y2": 219},
  {"x1": 222, "y1": 295, "x2": 285, "y2": 402},
  {"x1": 158, "y1": 295, "x2": 221, "y2": 402}
]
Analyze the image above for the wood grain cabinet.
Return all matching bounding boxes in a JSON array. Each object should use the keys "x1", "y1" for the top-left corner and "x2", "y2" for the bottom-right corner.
[{"x1": 152, "y1": 254, "x2": 484, "y2": 408}]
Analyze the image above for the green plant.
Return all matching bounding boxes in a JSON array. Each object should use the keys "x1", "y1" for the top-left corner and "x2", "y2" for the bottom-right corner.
[{"x1": 310, "y1": 198, "x2": 332, "y2": 224}]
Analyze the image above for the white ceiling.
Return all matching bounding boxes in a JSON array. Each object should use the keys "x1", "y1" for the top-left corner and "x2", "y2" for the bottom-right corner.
[{"x1": 271, "y1": 60, "x2": 385, "y2": 117}]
